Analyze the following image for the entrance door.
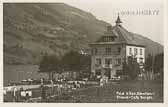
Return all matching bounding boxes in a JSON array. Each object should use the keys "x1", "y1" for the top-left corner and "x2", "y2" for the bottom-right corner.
[{"x1": 104, "y1": 69, "x2": 111, "y2": 79}]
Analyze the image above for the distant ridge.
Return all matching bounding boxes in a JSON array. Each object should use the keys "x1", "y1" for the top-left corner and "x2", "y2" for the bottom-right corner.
[{"x1": 3, "y1": 3, "x2": 163, "y2": 64}]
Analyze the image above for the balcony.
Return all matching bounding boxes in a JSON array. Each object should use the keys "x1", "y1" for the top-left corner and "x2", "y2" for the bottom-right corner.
[
  {"x1": 104, "y1": 51, "x2": 120, "y2": 55},
  {"x1": 95, "y1": 64, "x2": 101, "y2": 67},
  {"x1": 102, "y1": 64, "x2": 113, "y2": 68}
]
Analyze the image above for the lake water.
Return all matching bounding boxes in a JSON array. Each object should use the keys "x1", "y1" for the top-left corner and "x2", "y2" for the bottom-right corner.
[{"x1": 4, "y1": 65, "x2": 48, "y2": 86}]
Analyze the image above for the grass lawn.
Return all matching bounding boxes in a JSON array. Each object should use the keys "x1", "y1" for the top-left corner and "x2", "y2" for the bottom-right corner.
[
  {"x1": 48, "y1": 80, "x2": 163, "y2": 103},
  {"x1": 4, "y1": 80, "x2": 163, "y2": 103}
]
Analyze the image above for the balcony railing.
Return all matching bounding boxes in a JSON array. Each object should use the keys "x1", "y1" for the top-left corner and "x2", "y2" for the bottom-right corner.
[
  {"x1": 102, "y1": 64, "x2": 113, "y2": 68},
  {"x1": 95, "y1": 64, "x2": 113, "y2": 68},
  {"x1": 92, "y1": 51, "x2": 120, "y2": 55}
]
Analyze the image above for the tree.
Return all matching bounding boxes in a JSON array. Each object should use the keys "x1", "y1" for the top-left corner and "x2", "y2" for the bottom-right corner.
[
  {"x1": 122, "y1": 58, "x2": 128, "y2": 75},
  {"x1": 61, "y1": 50, "x2": 91, "y2": 79},
  {"x1": 154, "y1": 53, "x2": 163, "y2": 73},
  {"x1": 145, "y1": 54, "x2": 154, "y2": 72},
  {"x1": 61, "y1": 51, "x2": 81, "y2": 71},
  {"x1": 38, "y1": 50, "x2": 91, "y2": 80},
  {"x1": 78, "y1": 54, "x2": 91, "y2": 78},
  {"x1": 153, "y1": 53, "x2": 163, "y2": 80},
  {"x1": 38, "y1": 55, "x2": 62, "y2": 80},
  {"x1": 144, "y1": 54, "x2": 155, "y2": 80},
  {"x1": 145, "y1": 53, "x2": 163, "y2": 80},
  {"x1": 123, "y1": 56, "x2": 140, "y2": 80}
]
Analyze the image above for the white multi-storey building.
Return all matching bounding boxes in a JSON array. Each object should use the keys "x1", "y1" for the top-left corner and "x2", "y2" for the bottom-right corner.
[{"x1": 89, "y1": 15, "x2": 145, "y2": 79}]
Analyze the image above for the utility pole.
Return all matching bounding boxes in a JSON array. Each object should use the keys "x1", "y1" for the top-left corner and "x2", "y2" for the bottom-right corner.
[{"x1": 151, "y1": 53, "x2": 155, "y2": 80}]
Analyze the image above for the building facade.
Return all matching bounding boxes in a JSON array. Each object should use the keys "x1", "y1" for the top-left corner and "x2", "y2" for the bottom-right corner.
[{"x1": 90, "y1": 16, "x2": 145, "y2": 79}]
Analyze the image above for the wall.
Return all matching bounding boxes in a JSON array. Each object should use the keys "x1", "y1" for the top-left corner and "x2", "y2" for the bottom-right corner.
[
  {"x1": 126, "y1": 45, "x2": 145, "y2": 63},
  {"x1": 91, "y1": 44, "x2": 126, "y2": 77}
]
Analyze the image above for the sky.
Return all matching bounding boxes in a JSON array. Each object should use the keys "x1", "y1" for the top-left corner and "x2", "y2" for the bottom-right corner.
[{"x1": 56, "y1": 0, "x2": 164, "y2": 45}]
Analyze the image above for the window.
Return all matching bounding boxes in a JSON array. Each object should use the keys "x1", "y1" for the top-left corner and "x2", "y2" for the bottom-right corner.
[
  {"x1": 104, "y1": 37, "x2": 107, "y2": 42},
  {"x1": 91, "y1": 48, "x2": 94, "y2": 55},
  {"x1": 107, "y1": 25, "x2": 112, "y2": 32},
  {"x1": 103, "y1": 36, "x2": 114, "y2": 42},
  {"x1": 105, "y1": 58, "x2": 113, "y2": 68},
  {"x1": 105, "y1": 47, "x2": 111, "y2": 54},
  {"x1": 103, "y1": 37, "x2": 108, "y2": 42},
  {"x1": 95, "y1": 48, "x2": 98, "y2": 54},
  {"x1": 118, "y1": 47, "x2": 121, "y2": 53},
  {"x1": 115, "y1": 58, "x2": 121, "y2": 65},
  {"x1": 95, "y1": 69, "x2": 101, "y2": 75},
  {"x1": 105, "y1": 58, "x2": 112, "y2": 65},
  {"x1": 139, "y1": 57, "x2": 143, "y2": 63},
  {"x1": 129, "y1": 48, "x2": 132, "y2": 55},
  {"x1": 140, "y1": 49, "x2": 143, "y2": 55},
  {"x1": 116, "y1": 70, "x2": 123, "y2": 75},
  {"x1": 134, "y1": 48, "x2": 138, "y2": 55},
  {"x1": 109, "y1": 37, "x2": 114, "y2": 41},
  {"x1": 92, "y1": 48, "x2": 97, "y2": 55},
  {"x1": 96, "y1": 58, "x2": 101, "y2": 65}
]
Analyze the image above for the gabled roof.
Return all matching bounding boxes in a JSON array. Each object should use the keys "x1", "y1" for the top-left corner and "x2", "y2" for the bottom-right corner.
[{"x1": 91, "y1": 25, "x2": 145, "y2": 47}]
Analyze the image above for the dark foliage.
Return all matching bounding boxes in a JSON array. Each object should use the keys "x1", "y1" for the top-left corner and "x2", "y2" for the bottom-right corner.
[
  {"x1": 154, "y1": 53, "x2": 163, "y2": 74},
  {"x1": 145, "y1": 53, "x2": 163, "y2": 74},
  {"x1": 145, "y1": 54, "x2": 154, "y2": 72},
  {"x1": 38, "y1": 55, "x2": 62, "y2": 80},
  {"x1": 38, "y1": 50, "x2": 91, "y2": 80},
  {"x1": 61, "y1": 50, "x2": 91, "y2": 72},
  {"x1": 123, "y1": 56, "x2": 140, "y2": 80}
]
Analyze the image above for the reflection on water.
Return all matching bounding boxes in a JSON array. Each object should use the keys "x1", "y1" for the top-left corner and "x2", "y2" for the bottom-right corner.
[{"x1": 4, "y1": 65, "x2": 48, "y2": 86}]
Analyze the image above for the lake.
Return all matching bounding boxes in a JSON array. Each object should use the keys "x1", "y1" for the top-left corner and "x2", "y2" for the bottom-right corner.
[{"x1": 4, "y1": 65, "x2": 48, "y2": 86}]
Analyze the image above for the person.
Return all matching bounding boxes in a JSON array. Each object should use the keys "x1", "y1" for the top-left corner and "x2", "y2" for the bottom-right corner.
[
  {"x1": 50, "y1": 80, "x2": 54, "y2": 94},
  {"x1": 18, "y1": 87, "x2": 23, "y2": 101},
  {"x1": 40, "y1": 85, "x2": 46, "y2": 101},
  {"x1": 100, "y1": 77, "x2": 104, "y2": 87},
  {"x1": 41, "y1": 78, "x2": 44, "y2": 85},
  {"x1": 13, "y1": 87, "x2": 17, "y2": 102},
  {"x1": 3, "y1": 89, "x2": 7, "y2": 96}
]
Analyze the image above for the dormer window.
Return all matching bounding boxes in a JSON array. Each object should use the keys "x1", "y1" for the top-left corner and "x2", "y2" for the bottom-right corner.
[
  {"x1": 107, "y1": 25, "x2": 112, "y2": 32},
  {"x1": 103, "y1": 36, "x2": 114, "y2": 42}
]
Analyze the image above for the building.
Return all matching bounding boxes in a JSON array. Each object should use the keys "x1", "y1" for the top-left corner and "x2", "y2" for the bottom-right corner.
[{"x1": 89, "y1": 15, "x2": 145, "y2": 79}]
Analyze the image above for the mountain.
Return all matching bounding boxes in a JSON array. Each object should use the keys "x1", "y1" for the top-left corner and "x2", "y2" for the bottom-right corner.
[{"x1": 3, "y1": 3, "x2": 163, "y2": 65}]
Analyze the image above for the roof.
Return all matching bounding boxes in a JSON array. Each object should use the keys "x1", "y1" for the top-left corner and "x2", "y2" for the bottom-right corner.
[{"x1": 90, "y1": 25, "x2": 146, "y2": 47}]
